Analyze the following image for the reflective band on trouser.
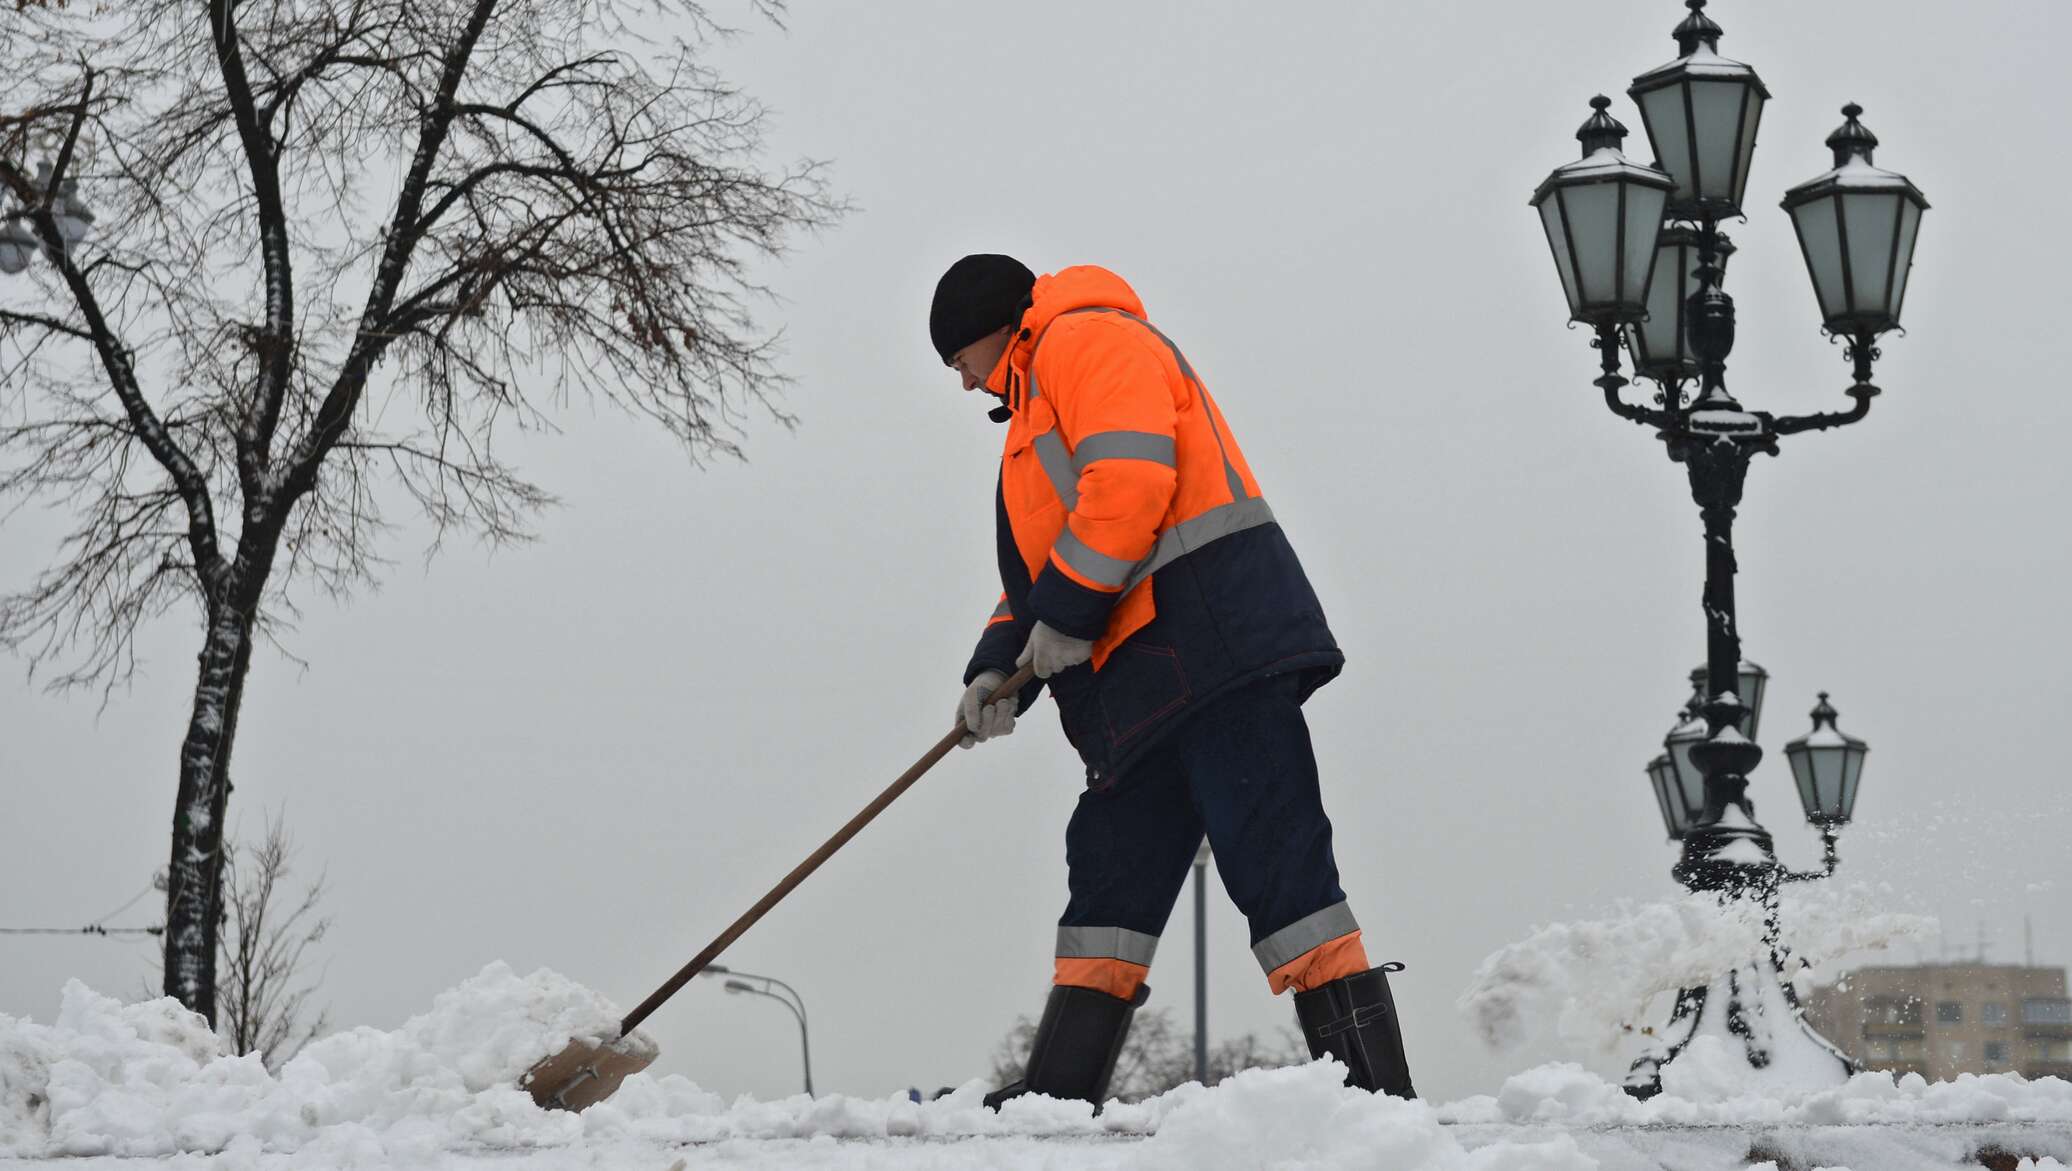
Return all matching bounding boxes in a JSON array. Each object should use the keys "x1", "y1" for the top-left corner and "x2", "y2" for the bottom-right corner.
[
  {"x1": 1056, "y1": 924, "x2": 1161, "y2": 967},
  {"x1": 1072, "y1": 430, "x2": 1176, "y2": 472},
  {"x1": 1053, "y1": 527, "x2": 1136, "y2": 589},
  {"x1": 1251, "y1": 901, "x2": 1359, "y2": 974}
]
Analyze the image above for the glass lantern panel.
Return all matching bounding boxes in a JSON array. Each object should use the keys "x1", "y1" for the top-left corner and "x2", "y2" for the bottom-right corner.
[
  {"x1": 1636, "y1": 240, "x2": 1689, "y2": 369},
  {"x1": 1839, "y1": 746, "x2": 1866, "y2": 822},
  {"x1": 1790, "y1": 197, "x2": 1846, "y2": 324},
  {"x1": 1842, "y1": 191, "x2": 1902, "y2": 315},
  {"x1": 1637, "y1": 85, "x2": 1694, "y2": 207},
  {"x1": 1649, "y1": 760, "x2": 1682, "y2": 838},
  {"x1": 1733, "y1": 87, "x2": 1764, "y2": 208},
  {"x1": 1789, "y1": 746, "x2": 1819, "y2": 822},
  {"x1": 0, "y1": 236, "x2": 29, "y2": 275},
  {"x1": 1738, "y1": 665, "x2": 1767, "y2": 743},
  {"x1": 1621, "y1": 185, "x2": 1669, "y2": 307},
  {"x1": 1688, "y1": 79, "x2": 1752, "y2": 206},
  {"x1": 1668, "y1": 732, "x2": 1707, "y2": 821},
  {"x1": 1814, "y1": 745, "x2": 1848, "y2": 820},
  {"x1": 1890, "y1": 198, "x2": 1923, "y2": 325},
  {"x1": 1559, "y1": 183, "x2": 1621, "y2": 308},
  {"x1": 1539, "y1": 199, "x2": 1582, "y2": 316}
]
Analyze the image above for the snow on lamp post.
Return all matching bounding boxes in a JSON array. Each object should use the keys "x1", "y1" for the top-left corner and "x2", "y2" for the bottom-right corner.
[{"x1": 1535, "y1": 0, "x2": 1924, "y2": 1099}]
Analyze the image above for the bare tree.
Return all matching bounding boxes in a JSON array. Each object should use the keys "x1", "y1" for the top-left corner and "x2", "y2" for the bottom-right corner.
[
  {"x1": 0, "y1": 0, "x2": 838, "y2": 1022},
  {"x1": 217, "y1": 812, "x2": 331, "y2": 1067},
  {"x1": 989, "y1": 1006, "x2": 1311, "y2": 1102}
]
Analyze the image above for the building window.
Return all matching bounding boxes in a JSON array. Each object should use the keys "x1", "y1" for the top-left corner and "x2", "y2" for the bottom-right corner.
[
  {"x1": 2023, "y1": 998, "x2": 2072, "y2": 1025},
  {"x1": 1868, "y1": 997, "x2": 1923, "y2": 1025},
  {"x1": 1982, "y1": 1002, "x2": 2008, "y2": 1026},
  {"x1": 1936, "y1": 1001, "x2": 1963, "y2": 1024},
  {"x1": 1984, "y1": 1041, "x2": 2008, "y2": 1065},
  {"x1": 1866, "y1": 1039, "x2": 1897, "y2": 1060},
  {"x1": 1945, "y1": 1041, "x2": 1967, "y2": 1064}
]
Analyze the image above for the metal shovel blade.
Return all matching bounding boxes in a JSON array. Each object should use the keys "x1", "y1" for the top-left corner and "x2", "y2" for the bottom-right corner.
[{"x1": 521, "y1": 1035, "x2": 658, "y2": 1112}]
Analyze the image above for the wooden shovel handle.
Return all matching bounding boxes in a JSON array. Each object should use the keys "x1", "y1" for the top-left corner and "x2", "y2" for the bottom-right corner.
[{"x1": 619, "y1": 663, "x2": 1039, "y2": 1034}]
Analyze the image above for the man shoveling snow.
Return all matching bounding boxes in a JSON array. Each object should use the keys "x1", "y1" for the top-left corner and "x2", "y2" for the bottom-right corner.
[{"x1": 929, "y1": 255, "x2": 1415, "y2": 1107}]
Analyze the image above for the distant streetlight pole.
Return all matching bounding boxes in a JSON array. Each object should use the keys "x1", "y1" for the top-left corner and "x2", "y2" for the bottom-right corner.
[
  {"x1": 702, "y1": 963, "x2": 813, "y2": 1096},
  {"x1": 1193, "y1": 839, "x2": 1210, "y2": 1085},
  {"x1": 1529, "y1": 0, "x2": 1920, "y2": 1098}
]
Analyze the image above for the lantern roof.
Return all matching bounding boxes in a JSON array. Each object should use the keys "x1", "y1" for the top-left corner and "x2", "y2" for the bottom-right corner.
[
  {"x1": 1632, "y1": 1, "x2": 1771, "y2": 98},
  {"x1": 1781, "y1": 105, "x2": 1930, "y2": 210},
  {"x1": 1532, "y1": 97, "x2": 1674, "y2": 206},
  {"x1": 1788, "y1": 693, "x2": 1868, "y2": 751}
]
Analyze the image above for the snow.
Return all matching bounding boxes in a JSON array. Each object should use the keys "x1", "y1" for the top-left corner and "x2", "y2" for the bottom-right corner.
[
  {"x1": 1457, "y1": 883, "x2": 1935, "y2": 1058},
  {"x1": 5, "y1": 953, "x2": 2069, "y2": 1169}
]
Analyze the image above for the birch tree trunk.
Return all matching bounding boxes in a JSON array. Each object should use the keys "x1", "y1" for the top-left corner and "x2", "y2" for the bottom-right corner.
[{"x1": 162, "y1": 597, "x2": 259, "y2": 1019}]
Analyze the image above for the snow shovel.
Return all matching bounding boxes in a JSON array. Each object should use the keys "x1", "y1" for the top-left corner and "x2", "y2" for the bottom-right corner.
[{"x1": 522, "y1": 664, "x2": 1039, "y2": 1111}]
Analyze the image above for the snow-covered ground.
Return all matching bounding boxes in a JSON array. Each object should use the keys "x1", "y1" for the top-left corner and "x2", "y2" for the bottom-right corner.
[{"x1": 5, "y1": 964, "x2": 2072, "y2": 1170}]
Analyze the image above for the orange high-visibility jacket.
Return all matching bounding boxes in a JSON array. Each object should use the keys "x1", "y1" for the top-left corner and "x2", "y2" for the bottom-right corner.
[{"x1": 964, "y1": 266, "x2": 1342, "y2": 786}]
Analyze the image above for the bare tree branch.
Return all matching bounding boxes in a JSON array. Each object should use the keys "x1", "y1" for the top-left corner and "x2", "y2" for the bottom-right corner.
[{"x1": 1, "y1": 0, "x2": 839, "y2": 1020}]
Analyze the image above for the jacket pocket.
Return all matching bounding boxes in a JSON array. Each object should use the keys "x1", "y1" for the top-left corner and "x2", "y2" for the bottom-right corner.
[{"x1": 1099, "y1": 642, "x2": 1192, "y2": 748}]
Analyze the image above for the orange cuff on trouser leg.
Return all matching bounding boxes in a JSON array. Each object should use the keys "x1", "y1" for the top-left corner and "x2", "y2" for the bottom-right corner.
[
  {"x1": 1054, "y1": 957, "x2": 1150, "y2": 1001},
  {"x1": 1267, "y1": 930, "x2": 1370, "y2": 995}
]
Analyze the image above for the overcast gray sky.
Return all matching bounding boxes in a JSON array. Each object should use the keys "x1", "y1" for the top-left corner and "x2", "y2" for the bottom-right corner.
[{"x1": 5, "y1": 0, "x2": 2070, "y2": 1104}]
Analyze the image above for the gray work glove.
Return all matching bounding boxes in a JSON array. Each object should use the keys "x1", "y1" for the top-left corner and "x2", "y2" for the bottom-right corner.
[
  {"x1": 957, "y1": 669, "x2": 1018, "y2": 749},
  {"x1": 1017, "y1": 620, "x2": 1094, "y2": 679}
]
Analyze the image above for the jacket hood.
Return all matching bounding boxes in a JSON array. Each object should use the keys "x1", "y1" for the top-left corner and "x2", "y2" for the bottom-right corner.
[{"x1": 985, "y1": 266, "x2": 1147, "y2": 400}]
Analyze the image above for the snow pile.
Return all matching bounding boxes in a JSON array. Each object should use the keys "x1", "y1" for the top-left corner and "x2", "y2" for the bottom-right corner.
[
  {"x1": 6, "y1": 962, "x2": 2070, "y2": 1168},
  {"x1": 0, "y1": 962, "x2": 644, "y2": 1158},
  {"x1": 1457, "y1": 882, "x2": 1935, "y2": 1057},
  {"x1": 1123, "y1": 1063, "x2": 1593, "y2": 1171}
]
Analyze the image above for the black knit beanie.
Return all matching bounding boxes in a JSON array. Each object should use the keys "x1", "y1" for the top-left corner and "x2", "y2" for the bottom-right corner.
[{"x1": 930, "y1": 254, "x2": 1036, "y2": 364}]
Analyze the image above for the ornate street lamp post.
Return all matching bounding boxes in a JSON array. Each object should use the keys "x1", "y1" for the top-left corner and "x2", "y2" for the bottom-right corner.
[{"x1": 1533, "y1": 0, "x2": 1924, "y2": 1097}]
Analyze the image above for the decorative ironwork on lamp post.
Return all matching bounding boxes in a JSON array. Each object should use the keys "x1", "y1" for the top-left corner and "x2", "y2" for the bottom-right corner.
[{"x1": 1532, "y1": 0, "x2": 1923, "y2": 1098}]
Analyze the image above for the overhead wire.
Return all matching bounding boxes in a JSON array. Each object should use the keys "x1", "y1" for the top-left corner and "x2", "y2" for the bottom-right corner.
[{"x1": 1, "y1": 874, "x2": 165, "y2": 937}]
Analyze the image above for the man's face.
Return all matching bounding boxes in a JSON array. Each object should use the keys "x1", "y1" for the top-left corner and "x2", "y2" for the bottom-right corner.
[{"x1": 948, "y1": 327, "x2": 1013, "y2": 393}]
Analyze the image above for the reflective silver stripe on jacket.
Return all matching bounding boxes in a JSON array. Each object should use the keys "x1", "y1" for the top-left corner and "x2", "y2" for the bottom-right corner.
[
  {"x1": 1054, "y1": 527, "x2": 1135, "y2": 589},
  {"x1": 1033, "y1": 430, "x2": 1177, "y2": 512},
  {"x1": 1024, "y1": 305, "x2": 1268, "y2": 592},
  {"x1": 1071, "y1": 307, "x2": 1249, "y2": 503},
  {"x1": 1056, "y1": 924, "x2": 1161, "y2": 967},
  {"x1": 1034, "y1": 430, "x2": 1078, "y2": 509},
  {"x1": 1250, "y1": 901, "x2": 1359, "y2": 974},
  {"x1": 1074, "y1": 430, "x2": 1176, "y2": 472},
  {"x1": 990, "y1": 598, "x2": 1012, "y2": 621},
  {"x1": 1116, "y1": 495, "x2": 1276, "y2": 595}
]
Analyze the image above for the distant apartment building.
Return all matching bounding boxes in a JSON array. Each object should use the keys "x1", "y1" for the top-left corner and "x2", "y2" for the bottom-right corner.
[{"x1": 1802, "y1": 963, "x2": 2072, "y2": 1082}]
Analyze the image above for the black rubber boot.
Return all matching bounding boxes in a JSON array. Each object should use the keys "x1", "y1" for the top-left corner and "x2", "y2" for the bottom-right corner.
[
  {"x1": 1294, "y1": 962, "x2": 1416, "y2": 1099},
  {"x1": 983, "y1": 983, "x2": 1149, "y2": 1111}
]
